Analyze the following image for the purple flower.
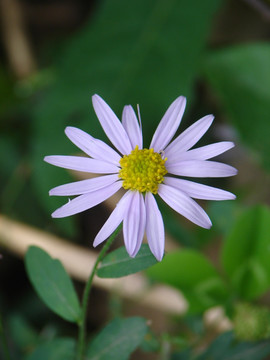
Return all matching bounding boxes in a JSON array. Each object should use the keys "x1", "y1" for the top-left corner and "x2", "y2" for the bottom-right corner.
[{"x1": 44, "y1": 95, "x2": 237, "y2": 261}]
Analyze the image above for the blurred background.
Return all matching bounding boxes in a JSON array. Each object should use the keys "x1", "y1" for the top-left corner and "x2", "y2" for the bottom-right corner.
[{"x1": 1, "y1": 0, "x2": 270, "y2": 359}]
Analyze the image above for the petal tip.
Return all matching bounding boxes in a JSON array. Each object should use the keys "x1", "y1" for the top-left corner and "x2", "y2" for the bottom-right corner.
[{"x1": 44, "y1": 156, "x2": 51, "y2": 163}]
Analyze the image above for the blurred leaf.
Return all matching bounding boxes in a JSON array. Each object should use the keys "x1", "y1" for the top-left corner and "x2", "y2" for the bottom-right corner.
[
  {"x1": 97, "y1": 244, "x2": 158, "y2": 278},
  {"x1": 147, "y1": 250, "x2": 227, "y2": 313},
  {"x1": 207, "y1": 201, "x2": 240, "y2": 237},
  {"x1": 0, "y1": 65, "x2": 17, "y2": 115},
  {"x1": 31, "y1": 0, "x2": 221, "y2": 230},
  {"x1": 140, "y1": 330, "x2": 160, "y2": 352},
  {"x1": 222, "y1": 205, "x2": 270, "y2": 300},
  {"x1": 203, "y1": 43, "x2": 270, "y2": 170},
  {"x1": 26, "y1": 338, "x2": 75, "y2": 360},
  {"x1": 25, "y1": 246, "x2": 81, "y2": 323},
  {"x1": 8, "y1": 314, "x2": 38, "y2": 351},
  {"x1": 85, "y1": 317, "x2": 148, "y2": 360},
  {"x1": 194, "y1": 331, "x2": 270, "y2": 360}
]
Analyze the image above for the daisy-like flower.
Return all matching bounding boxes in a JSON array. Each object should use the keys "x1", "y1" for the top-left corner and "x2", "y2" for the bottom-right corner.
[{"x1": 44, "y1": 95, "x2": 237, "y2": 261}]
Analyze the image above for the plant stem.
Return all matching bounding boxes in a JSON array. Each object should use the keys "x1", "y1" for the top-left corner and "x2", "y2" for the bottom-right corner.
[
  {"x1": 0, "y1": 313, "x2": 11, "y2": 360},
  {"x1": 76, "y1": 224, "x2": 122, "y2": 360}
]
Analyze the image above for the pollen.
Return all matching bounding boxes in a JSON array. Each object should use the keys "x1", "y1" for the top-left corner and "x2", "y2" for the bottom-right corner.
[{"x1": 119, "y1": 146, "x2": 167, "y2": 194}]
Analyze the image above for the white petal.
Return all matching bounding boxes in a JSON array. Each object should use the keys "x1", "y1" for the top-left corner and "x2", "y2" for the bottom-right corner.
[
  {"x1": 44, "y1": 155, "x2": 119, "y2": 174},
  {"x1": 145, "y1": 193, "x2": 165, "y2": 261},
  {"x1": 168, "y1": 141, "x2": 235, "y2": 162},
  {"x1": 65, "y1": 127, "x2": 121, "y2": 165},
  {"x1": 164, "y1": 177, "x2": 236, "y2": 200},
  {"x1": 93, "y1": 191, "x2": 133, "y2": 247},
  {"x1": 130, "y1": 193, "x2": 146, "y2": 257},
  {"x1": 165, "y1": 115, "x2": 214, "y2": 158},
  {"x1": 158, "y1": 184, "x2": 212, "y2": 229},
  {"x1": 150, "y1": 96, "x2": 186, "y2": 152},
  {"x1": 166, "y1": 160, "x2": 238, "y2": 178},
  {"x1": 51, "y1": 181, "x2": 122, "y2": 218},
  {"x1": 92, "y1": 95, "x2": 132, "y2": 155},
  {"x1": 49, "y1": 174, "x2": 119, "y2": 196},
  {"x1": 123, "y1": 192, "x2": 146, "y2": 257},
  {"x1": 122, "y1": 105, "x2": 143, "y2": 149},
  {"x1": 183, "y1": 141, "x2": 235, "y2": 161}
]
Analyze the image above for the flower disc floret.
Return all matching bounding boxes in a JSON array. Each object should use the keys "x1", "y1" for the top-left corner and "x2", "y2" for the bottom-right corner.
[{"x1": 119, "y1": 145, "x2": 167, "y2": 194}]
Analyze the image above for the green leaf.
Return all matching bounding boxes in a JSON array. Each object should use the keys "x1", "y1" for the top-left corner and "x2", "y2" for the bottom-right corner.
[
  {"x1": 31, "y1": 0, "x2": 222, "y2": 229},
  {"x1": 222, "y1": 205, "x2": 270, "y2": 300},
  {"x1": 85, "y1": 317, "x2": 148, "y2": 360},
  {"x1": 97, "y1": 244, "x2": 158, "y2": 278},
  {"x1": 194, "y1": 331, "x2": 270, "y2": 360},
  {"x1": 25, "y1": 246, "x2": 81, "y2": 323},
  {"x1": 147, "y1": 250, "x2": 227, "y2": 313},
  {"x1": 203, "y1": 43, "x2": 270, "y2": 170},
  {"x1": 8, "y1": 314, "x2": 38, "y2": 351},
  {"x1": 26, "y1": 338, "x2": 75, "y2": 360}
]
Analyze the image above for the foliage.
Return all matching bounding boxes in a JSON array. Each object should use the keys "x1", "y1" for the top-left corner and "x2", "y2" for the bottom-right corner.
[
  {"x1": 97, "y1": 244, "x2": 158, "y2": 278},
  {"x1": 85, "y1": 317, "x2": 148, "y2": 360},
  {"x1": 1, "y1": 0, "x2": 270, "y2": 359},
  {"x1": 25, "y1": 246, "x2": 81, "y2": 323}
]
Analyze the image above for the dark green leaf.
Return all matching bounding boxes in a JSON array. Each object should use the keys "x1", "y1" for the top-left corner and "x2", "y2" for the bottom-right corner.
[
  {"x1": 25, "y1": 246, "x2": 81, "y2": 323},
  {"x1": 222, "y1": 205, "x2": 270, "y2": 300},
  {"x1": 147, "y1": 250, "x2": 227, "y2": 313},
  {"x1": 8, "y1": 315, "x2": 38, "y2": 351},
  {"x1": 195, "y1": 331, "x2": 270, "y2": 360},
  {"x1": 85, "y1": 317, "x2": 148, "y2": 360},
  {"x1": 203, "y1": 43, "x2": 270, "y2": 170},
  {"x1": 97, "y1": 244, "x2": 158, "y2": 278},
  {"x1": 26, "y1": 338, "x2": 75, "y2": 360}
]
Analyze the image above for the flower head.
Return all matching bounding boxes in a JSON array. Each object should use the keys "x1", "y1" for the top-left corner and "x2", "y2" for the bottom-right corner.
[{"x1": 44, "y1": 95, "x2": 237, "y2": 261}]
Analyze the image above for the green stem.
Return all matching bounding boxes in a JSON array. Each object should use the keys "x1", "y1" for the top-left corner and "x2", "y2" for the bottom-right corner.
[
  {"x1": 76, "y1": 224, "x2": 122, "y2": 360},
  {"x1": 0, "y1": 313, "x2": 11, "y2": 360}
]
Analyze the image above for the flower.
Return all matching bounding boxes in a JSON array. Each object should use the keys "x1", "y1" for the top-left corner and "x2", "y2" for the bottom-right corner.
[{"x1": 44, "y1": 95, "x2": 237, "y2": 261}]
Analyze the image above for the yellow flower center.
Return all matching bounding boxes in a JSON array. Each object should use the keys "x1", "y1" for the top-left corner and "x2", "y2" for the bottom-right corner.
[{"x1": 119, "y1": 145, "x2": 167, "y2": 194}]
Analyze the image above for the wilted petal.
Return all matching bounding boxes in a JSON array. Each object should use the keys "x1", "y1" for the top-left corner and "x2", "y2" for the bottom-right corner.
[
  {"x1": 123, "y1": 192, "x2": 146, "y2": 257},
  {"x1": 164, "y1": 177, "x2": 236, "y2": 200},
  {"x1": 145, "y1": 192, "x2": 165, "y2": 261},
  {"x1": 52, "y1": 181, "x2": 122, "y2": 218},
  {"x1": 158, "y1": 184, "x2": 212, "y2": 229},
  {"x1": 44, "y1": 155, "x2": 119, "y2": 174},
  {"x1": 166, "y1": 160, "x2": 237, "y2": 178},
  {"x1": 93, "y1": 191, "x2": 133, "y2": 247},
  {"x1": 150, "y1": 96, "x2": 186, "y2": 152},
  {"x1": 92, "y1": 94, "x2": 132, "y2": 155},
  {"x1": 49, "y1": 174, "x2": 119, "y2": 196},
  {"x1": 65, "y1": 127, "x2": 121, "y2": 165},
  {"x1": 165, "y1": 115, "x2": 214, "y2": 158},
  {"x1": 169, "y1": 141, "x2": 235, "y2": 162},
  {"x1": 122, "y1": 105, "x2": 143, "y2": 149}
]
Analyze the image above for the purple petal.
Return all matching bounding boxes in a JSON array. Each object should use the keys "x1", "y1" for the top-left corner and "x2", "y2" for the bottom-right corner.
[
  {"x1": 92, "y1": 95, "x2": 132, "y2": 155},
  {"x1": 52, "y1": 181, "x2": 122, "y2": 218},
  {"x1": 158, "y1": 184, "x2": 212, "y2": 229},
  {"x1": 164, "y1": 177, "x2": 236, "y2": 200},
  {"x1": 150, "y1": 96, "x2": 186, "y2": 152},
  {"x1": 166, "y1": 160, "x2": 238, "y2": 178},
  {"x1": 44, "y1": 155, "x2": 119, "y2": 174},
  {"x1": 169, "y1": 141, "x2": 235, "y2": 162},
  {"x1": 93, "y1": 191, "x2": 133, "y2": 247},
  {"x1": 145, "y1": 192, "x2": 165, "y2": 261},
  {"x1": 165, "y1": 115, "x2": 214, "y2": 158},
  {"x1": 123, "y1": 192, "x2": 146, "y2": 257},
  {"x1": 130, "y1": 193, "x2": 146, "y2": 257},
  {"x1": 65, "y1": 127, "x2": 121, "y2": 165},
  {"x1": 49, "y1": 174, "x2": 119, "y2": 196},
  {"x1": 122, "y1": 105, "x2": 143, "y2": 149}
]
